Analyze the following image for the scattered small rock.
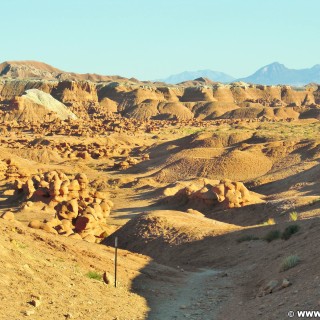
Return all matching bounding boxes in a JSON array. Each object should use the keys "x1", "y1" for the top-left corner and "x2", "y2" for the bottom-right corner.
[
  {"x1": 1, "y1": 211, "x2": 15, "y2": 221},
  {"x1": 258, "y1": 279, "x2": 279, "y2": 296},
  {"x1": 281, "y1": 279, "x2": 292, "y2": 289},
  {"x1": 29, "y1": 299, "x2": 41, "y2": 307},
  {"x1": 103, "y1": 271, "x2": 114, "y2": 285},
  {"x1": 24, "y1": 310, "x2": 35, "y2": 316}
]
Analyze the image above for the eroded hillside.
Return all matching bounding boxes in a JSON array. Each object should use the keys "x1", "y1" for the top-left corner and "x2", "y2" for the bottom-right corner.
[
  {"x1": 1, "y1": 61, "x2": 320, "y2": 123},
  {"x1": 1, "y1": 61, "x2": 320, "y2": 320}
]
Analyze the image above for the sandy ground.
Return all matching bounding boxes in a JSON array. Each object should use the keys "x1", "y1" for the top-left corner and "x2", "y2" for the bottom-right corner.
[{"x1": 1, "y1": 119, "x2": 320, "y2": 319}]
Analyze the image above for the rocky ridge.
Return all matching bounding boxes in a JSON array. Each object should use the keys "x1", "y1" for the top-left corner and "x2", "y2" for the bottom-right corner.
[{"x1": 0, "y1": 61, "x2": 320, "y2": 123}]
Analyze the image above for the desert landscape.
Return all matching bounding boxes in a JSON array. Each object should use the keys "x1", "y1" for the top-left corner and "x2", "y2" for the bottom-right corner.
[{"x1": 0, "y1": 59, "x2": 320, "y2": 319}]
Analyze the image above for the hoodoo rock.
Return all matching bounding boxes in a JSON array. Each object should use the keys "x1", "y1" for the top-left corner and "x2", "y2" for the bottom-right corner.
[
  {"x1": 163, "y1": 178, "x2": 263, "y2": 210},
  {"x1": 6, "y1": 170, "x2": 113, "y2": 243}
]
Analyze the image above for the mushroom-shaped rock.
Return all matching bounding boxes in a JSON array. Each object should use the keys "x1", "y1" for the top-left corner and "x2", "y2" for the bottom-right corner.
[
  {"x1": 49, "y1": 178, "x2": 62, "y2": 196},
  {"x1": 68, "y1": 180, "x2": 81, "y2": 191},
  {"x1": 45, "y1": 171, "x2": 59, "y2": 182},
  {"x1": 76, "y1": 173, "x2": 89, "y2": 190},
  {"x1": 60, "y1": 180, "x2": 70, "y2": 196},
  {"x1": 100, "y1": 200, "x2": 111, "y2": 217},
  {"x1": 55, "y1": 200, "x2": 79, "y2": 220},
  {"x1": 67, "y1": 199, "x2": 79, "y2": 216},
  {"x1": 23, "y1": 179, "x2": 35, "y2": 199}
]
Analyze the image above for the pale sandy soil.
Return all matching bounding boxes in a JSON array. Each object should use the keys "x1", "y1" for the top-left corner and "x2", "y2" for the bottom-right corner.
[{"x1": 1, "y1": 119, "x2": 320, "y2": 320}]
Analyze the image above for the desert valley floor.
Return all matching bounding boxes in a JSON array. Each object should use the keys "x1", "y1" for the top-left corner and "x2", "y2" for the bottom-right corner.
[{"x1": 1, "y1": 61, "x2": 320, "y2": 320}]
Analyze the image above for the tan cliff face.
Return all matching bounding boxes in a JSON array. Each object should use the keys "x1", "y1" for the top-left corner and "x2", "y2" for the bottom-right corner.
[
  {"x1": 51, "y1": 81, "x2": 99, "y2": 106},
  {"x1": 0, "y1": 78, "x2": 319, "y2": 122}
]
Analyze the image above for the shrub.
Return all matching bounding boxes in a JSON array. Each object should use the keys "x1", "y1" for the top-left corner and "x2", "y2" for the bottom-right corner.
[
  {"x1": 262, "y1": 218, "x2": 276, "y2": 226},
  {"x1": 280, "y1": 255, "x2": 300, "y2": 272},
  {"x1": 86, "y1": 271, "x2": 102, "y2": 281},
  {"x1": 237, "y1": 235, "x2": 259, "y2": 243},
  {"x1": 282, "y1": 224, "x2": 300, "y2": 240},
  {"x1": 263, "y1": 230, "x2": 281, "y2": 243},
  {"x1": 289, "y1": 211, "x2": 298, "y2": 221}
]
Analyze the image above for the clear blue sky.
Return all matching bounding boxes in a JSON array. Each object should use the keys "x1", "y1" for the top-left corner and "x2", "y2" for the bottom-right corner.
[{"x1": 2, "y1": 0, "x2": 320, "y2": 80}]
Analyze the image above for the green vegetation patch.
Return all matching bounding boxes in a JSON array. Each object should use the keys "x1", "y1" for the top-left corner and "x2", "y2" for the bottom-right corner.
[
  {"x1": 86, "y1": 271, "x2": 103, "y2": 281},
  {"x1": 289, "y1": 211, "x2": 298, "y2": 222},
  {"x1": 280, "y1": 255, "x2": 300, "y2": 272}
]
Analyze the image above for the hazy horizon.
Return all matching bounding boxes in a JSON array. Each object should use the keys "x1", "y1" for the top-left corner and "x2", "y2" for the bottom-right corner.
[{"x1": 2, "y1": 0, "x2": 320, "y2": 80}]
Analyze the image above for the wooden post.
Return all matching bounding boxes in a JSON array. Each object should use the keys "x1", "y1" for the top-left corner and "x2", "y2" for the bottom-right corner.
[{"x1": 114, "y1": 236, "x2": 118, "y2": 288}]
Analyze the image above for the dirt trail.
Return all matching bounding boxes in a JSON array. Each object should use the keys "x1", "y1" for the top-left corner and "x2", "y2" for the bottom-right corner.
[{"x1": 147, "y1": 268, "x2": 231, "y2": 320}]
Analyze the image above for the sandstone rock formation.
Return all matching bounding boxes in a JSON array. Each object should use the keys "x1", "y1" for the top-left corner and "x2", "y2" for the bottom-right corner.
[
  {"x1": 1, "y1": 61, "x2": 320, "y2": 123},
  {"x1": 7, "y1": 89, "x2": 77, "y2": 122},
  {"x1": 163, "y1": 178, "x2": 263, "y2": 210},
  {"x1": 9, "y1": 170, "x2": 113, "y2": 243}
]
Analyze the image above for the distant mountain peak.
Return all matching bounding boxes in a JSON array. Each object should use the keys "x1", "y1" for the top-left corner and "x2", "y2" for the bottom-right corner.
[
  {"x1": 268, "y1": 61, "x2": 285, "y2": 67},
  {"x1": 238, "y1": 62, "x2": 320, "y2": 86},
  {"x1": 2, "y1": 60, "x2": 320, "y2": 87},
  {"x1": 159, "y1": 70, "x2": 235, "y2": 84},
  {"x1": 258, "y1": 62, "x2": 287, "y2": 74}
]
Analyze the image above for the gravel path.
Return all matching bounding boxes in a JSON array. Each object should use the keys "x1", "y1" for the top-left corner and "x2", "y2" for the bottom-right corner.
[{"x1": 147, "y1": 268, "x2": 231, "y2": 320}]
